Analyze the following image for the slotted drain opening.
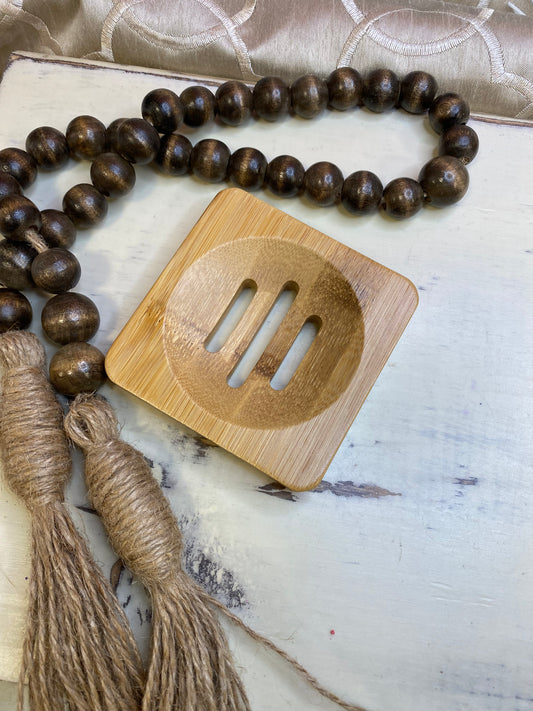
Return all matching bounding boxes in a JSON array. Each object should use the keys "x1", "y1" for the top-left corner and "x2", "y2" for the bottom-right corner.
[
  {"x1": 270, "y1": 316, "x2": 321, "y2": 391},
  {"x1": 205, "y1": 279, "x2": 257, "y2": 353}
]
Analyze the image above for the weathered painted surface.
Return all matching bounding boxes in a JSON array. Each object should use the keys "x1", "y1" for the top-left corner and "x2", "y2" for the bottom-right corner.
[{"x1": 0, "y1": 53, "x2": 532, "y2": 711}]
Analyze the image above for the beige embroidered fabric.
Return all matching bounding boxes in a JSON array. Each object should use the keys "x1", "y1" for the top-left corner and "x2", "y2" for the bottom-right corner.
[{"x1": 3, "y1": 1, "x2": 532, "y2": 117}]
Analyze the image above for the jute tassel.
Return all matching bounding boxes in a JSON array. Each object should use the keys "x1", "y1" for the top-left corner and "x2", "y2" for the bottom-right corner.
[
  {"x1": 65, "y1": 394, "x2": 370, "y2": 711},
  {"x1": 0, "y1": 331, "x2": 144, "y2": 711},
  {"x1": 65, "y1": 394, "x2": 251, "y2": 711}
]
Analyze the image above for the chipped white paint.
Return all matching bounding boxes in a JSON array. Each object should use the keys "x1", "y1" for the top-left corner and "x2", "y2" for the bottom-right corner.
[{"x1": 0, "y1": 53, "x2": 532, "y2": 711}]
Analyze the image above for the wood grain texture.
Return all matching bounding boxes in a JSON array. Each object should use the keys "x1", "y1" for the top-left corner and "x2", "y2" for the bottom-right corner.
[
  {"x1": 0, "y1": 52, "x2": 532, "y2": 711},
  {"x1": 106, "y1": 189, "x2": 417, "y2": 490}
]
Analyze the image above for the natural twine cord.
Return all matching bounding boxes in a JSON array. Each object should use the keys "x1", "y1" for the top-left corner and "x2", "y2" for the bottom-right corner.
[
  {"x1": 65, "y1": 393, "x2": 370, "y2": 711},
  {"x1": 0, "y1": 331, "x2": 145, "y2": 711}
]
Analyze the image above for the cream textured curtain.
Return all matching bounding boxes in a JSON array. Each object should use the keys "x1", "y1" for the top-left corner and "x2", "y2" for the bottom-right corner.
[{"x1": 3, "y1": 0, "x2": 533, "y2": 120}]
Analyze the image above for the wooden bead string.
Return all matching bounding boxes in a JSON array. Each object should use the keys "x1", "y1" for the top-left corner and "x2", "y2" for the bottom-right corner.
[
  {"x1": 0, "y1": 68, "x2": 478, "y2": 397},
  {"x1": 64, "y1": 392, "x2": 369, "y2": 711},
  {"x1": 0, "y1": 330, "x2": 145, "y2": 711}
]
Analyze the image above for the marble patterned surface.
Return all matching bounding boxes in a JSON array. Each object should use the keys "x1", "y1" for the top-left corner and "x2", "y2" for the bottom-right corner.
[{"x1": 0, "y1": 53, "x2": 532, "y2": 711}]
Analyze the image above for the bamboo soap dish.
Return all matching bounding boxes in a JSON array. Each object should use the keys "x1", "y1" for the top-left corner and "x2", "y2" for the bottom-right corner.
[{"x1": 106, "y1": 188, "x2": 418, "y2": 490}]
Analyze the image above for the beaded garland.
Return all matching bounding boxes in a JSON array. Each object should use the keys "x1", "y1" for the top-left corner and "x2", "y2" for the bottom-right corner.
[{"x1": 0, "y1": 68, "x2": 478, "y2": 396}]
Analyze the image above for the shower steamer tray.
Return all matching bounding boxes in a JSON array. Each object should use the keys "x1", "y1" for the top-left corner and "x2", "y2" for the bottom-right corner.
[{"x1": 106, "y1": 188, "x2": 418, "y2": 490}]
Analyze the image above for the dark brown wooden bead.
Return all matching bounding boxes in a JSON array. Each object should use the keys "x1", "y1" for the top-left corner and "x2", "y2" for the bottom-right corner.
[
  {"x1": 382, "y1": 177, "x2": 424, "y2": 219},
  {"x1": 0, "y1": 173, "x2": 22, "y2": 200},
  {"x1": 40, "y1": 209, "x2": 76, "y2": 249},
  {"x1": 190, "y1": 139, "x2": 230, "y2": 183},
  {"x1": 0, "y1": 147, "x2": 37, "y2": 189},
  {"x1": 428, "y1": 93, "x2": 470, "y2": 135},
  {"x1": 62, "y1": 184, "x2": 108, "y2": 229},
  {"x1": 399, "y1": 71, "x2": 438, "y2": 114},
  {"x1": 327, "y1": 67, "x2": 363, "y2": 111},
  {"x1": 42, "y1": 291, "x2": 100, "y2": 345},
  {"x1": 142, "y1": 88, "x2": 184, "y2": 134},
  {"x1": 362, "y1": 69, "x2": 400, "y2": 112},
  {"x1": 291, "y1": 74, "x2": 328, "y2": 119},
  {"x1": 90, "y1": 152, "x2": 136, "y2": 197},
  {"x1": 25, "y1": 126, "x2": 69, "y2": 170},
  {"x1": 304, "y1": 162, "x2": 343, "y2": 206},
  {"x1": 418, "y1": 156, "x2": 469, "y2": 207},
  {"x1": 216, "y1": 81, "x2": 253, "y2": 126},
  {"x1": 180, "y1": 86, "x2": 216, "y2": 127},
  {"x1": 106, "y1": 118, "x2": 127, "y2": 153},
  {"x1": 266, "y1": 155, "x2": 305, "y2": 197},
  {"x1": 154, "y1": 134, "x2": 192, "y2": 176},
  {"x1": 49, "y1": 342, "x2": 106, "y2": 396},
  {"x1": 0, "y1": 239, "x2": 36, "y2": 289},
  {"x1": 31, "y1": 248, "x2": 81, "y2": 294},
  {"x1": 0, "y1": 288, "x2": 32, "y2": 333},
  {"x1": 116, "y1": 118, "x2": 160, "y2": 165},
  {"x1": 253, "y1": 76, "x2": 290, "y2": 121},
  {"x1": 66, "y1": 115, "x2": 107, "y2": 160},
  {"x1": 439, "y1": 124, "x2": 479, "y2": 165},
  {"x1": 341, "y1": 171, "x2": 383, "y2": 214},
  {"x1": 0, "y1": 195, "x2": 41, "y2": 241},
  {"x1": 227, "y1": 147, "x2": 267, "y2": 191}
]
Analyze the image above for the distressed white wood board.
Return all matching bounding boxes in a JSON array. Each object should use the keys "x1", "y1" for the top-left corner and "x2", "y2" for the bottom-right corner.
[{"x1": 0, "y1": 52, "x2": 532, "y2": 711}]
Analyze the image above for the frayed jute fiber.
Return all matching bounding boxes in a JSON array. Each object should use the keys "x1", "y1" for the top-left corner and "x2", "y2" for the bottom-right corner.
[
  {"x1": 0, "y1": 331, "x2": 145, "y2": 711},
  {"x1": 65, "y1": 393, "x2": 370, "y2": 711}
]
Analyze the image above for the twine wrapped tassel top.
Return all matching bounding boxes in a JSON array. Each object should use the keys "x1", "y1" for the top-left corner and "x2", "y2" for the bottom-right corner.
[{"x1": 0, "y1": 331, "x2": 144, "y2": 711}]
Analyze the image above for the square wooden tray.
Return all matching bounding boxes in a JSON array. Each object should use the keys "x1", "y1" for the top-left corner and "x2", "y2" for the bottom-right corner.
[{"x1": 106, "y1": 188, "x2": 418, "y2": 489}]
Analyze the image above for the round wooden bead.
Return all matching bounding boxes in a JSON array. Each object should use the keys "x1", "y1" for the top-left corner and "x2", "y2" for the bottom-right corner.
[
  {"x1": 216, "y1": 81, "x2": 253, "y2": 126},
  {"x1": 382, "y1": 177, "x2": 424, "y2": 219},
  {"x1": 154, "y1": 134, "x2": 192, "y2": 176},
  {"x1": 253, "y1": 76, "x2": 290, "y2": 121},
  {"x1": 116, "y1": 118, "x2": 160, "y2": 165},
  {"x1": 180, "y1": 86, "x2": 216, "y2": 127},
  {"x1": 66, "y1": 115, "x2": 107, "y2": 160},
  {"x1": 304, "y1": 162, "x2": 343, "y2": 206},
  {"x1": 439, "y1": 124, "x2": 479, "y2": 165},
  {"x1": 362, "y1": 69, "x2": 400, "y2": 112},
  {"x1": 190, "y1": 139, "x2": 230, "y2": 183},
  {"x1": 40, "y1": 209, "x2": 76, "y2": 248},
  {"x1": 0, "y1": 239, "x2": 36, "y2": 289},
  {"x1": 418, "y1": 156, "x2": 469, "y2": 207},
  {"x1": 63, "y1": 184, "x2": 108, "y2": 229},
  {"x1": 327, "y1": 67, "x2": 363, "y2": 111},
  {"x1": 106, "y1": 118, "x2": 127, "y2": 153},
  {"x1": 0, "y1": 288, "x2": 32, "y2": 333},
  {"x1": 25, "y1": 126, "x2": 69, "y2": 170},
  {"x1": 31, "y1": 248, "x2": 81, "y2": 294},
  {"x1": 0, "y1": 195, "x2": 41, "y2": 241},
  {"x1": 266, "y1": 155, "x2": 305, "y2": 197},
  {"x1": 399, "y1": 71, "x2": 438, "y2": 114},
  {"x1": 142, "y1": 88, "x2": 184, "y2": 134},
  {"x1": 428, "y1": 93, "x2": 470, "y2": 134},
  {"x1": 90, "y1": 152, "x2": 136, "y2": 197},
  {"x1": 0, "y1": 173, "x2": 22, "y2": 200},
  {"x1": 0, "y1": 147, "x2": 37, "y2": 188},
  {"x1": 341, "y1": 171, "x2": 383, "y2": 214},
  {"x1": 227, "y1": 147, "x2": 267, "y2": 191},
  {"x1": 49, "y1": 342, "x2": 106, "y2": 396},
  {"x1": 291, "y1": 74, "x2": 328, "y2": 119},
  {"x1": 42, "y1": 292, "x2": 100, "y2": 345}
]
